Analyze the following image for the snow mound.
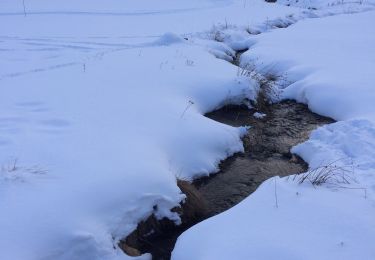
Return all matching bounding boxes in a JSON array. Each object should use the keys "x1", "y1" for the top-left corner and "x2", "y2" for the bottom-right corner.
[
  {"x1": 173, "y1": 175, "x2": 375, "y2": 260},
  {"x1": 241, "y1": 11, "x2": 375, "y2": 122},
  {"x1": 155, "y1": 33, "x2": 185, "y2": 46}
]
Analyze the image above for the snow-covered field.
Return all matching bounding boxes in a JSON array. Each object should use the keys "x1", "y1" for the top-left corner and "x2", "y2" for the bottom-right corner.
[{"x1": 1, "y1": 0, "x2": 375, "y2": 260}]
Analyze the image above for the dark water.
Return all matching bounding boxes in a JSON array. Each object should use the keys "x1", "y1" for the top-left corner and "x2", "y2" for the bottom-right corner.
[{"x1": 196, "y1": 101, "x2": 334, "y2": 216}]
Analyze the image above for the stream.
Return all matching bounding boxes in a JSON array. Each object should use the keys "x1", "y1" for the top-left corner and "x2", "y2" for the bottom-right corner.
[
  {"x1": 120, "y1": 97, "x2": 333, "y2": 259},
  {"x1": 197, "y1": 101, "x2": 334, "y2": 216}
]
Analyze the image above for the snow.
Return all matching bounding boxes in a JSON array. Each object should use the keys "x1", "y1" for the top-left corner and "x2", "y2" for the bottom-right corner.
[
  {"x1": 240, "y1": 11, "x2": 375, "y2": 121},
  {"x1": 293, "y1": 119, "x2": 375, "y2": 200},
  {"x1": 1, "y1": 0, "x2": 375, "y2": 259},
  {"x1": 173, "y1": 177, "x2": 375, "y2": 260},
  {"x1": 278, "y1": 0, "x2": 375, "y2": 9},
  {"x1": 253, "y1": 112, "x2": 267, "y2": 119}
]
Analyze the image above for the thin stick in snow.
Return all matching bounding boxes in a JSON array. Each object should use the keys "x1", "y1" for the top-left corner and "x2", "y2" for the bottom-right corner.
[
  {"x1": 274, "y1": 177, "x2": 279, "y2": 208},
  {"x1": 235, "y1": 111, "x2": 241, "y2": 121},
  {"x1": 22, "y1": 0, "x2": 27, "y2": 17},
  {"x1": 180, "y1": 100, "x2": 194, "y2": 119}
]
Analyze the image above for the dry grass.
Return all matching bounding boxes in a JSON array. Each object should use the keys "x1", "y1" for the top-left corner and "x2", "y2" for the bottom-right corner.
[
  {"x1": 292, "y1": 158, "x2": 356, "y2": 187},
  {"x1": 237, "y1": 62, "x2": 289, "y2": 103},
  {"x1": 177, "y1": 179, "x2": 207, "y2": 222}
]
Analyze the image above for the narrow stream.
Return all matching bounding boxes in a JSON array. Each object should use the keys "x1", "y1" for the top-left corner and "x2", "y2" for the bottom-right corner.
[
  {"x1": 120, "y1": 99, "x2": 333, "y2": 259},
  {"x1": 197, "y1": 101, "x2": 334, "y2": 216},
  {"x1": 119, "y1": 38, "x2": 334, "y2": 259}
]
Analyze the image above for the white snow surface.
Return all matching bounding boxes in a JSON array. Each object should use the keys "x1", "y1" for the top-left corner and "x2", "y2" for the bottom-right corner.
[
  {"x1": 1, "y1": 0, "x2": 375, "y2": 260},
  {"x1": 173, "y1": 177, "x2": 375, "y2": 260},
  {"x1": 253, "y1": 112, "x2": 267, "y2": 119},
  {"x1": 240, "y1": 11, "x2": 375, "y2": 122}
]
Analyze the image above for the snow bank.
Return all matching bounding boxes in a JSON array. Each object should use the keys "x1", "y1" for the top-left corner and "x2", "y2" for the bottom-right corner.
[
  {"x1": 278, "y1": 0, "x2": 375, "y2": 10},
  {"x1": 293, "y1": 119, "x2": 375, "y2": 199},
  {"x1": 241, "y1": 11, "x2": 375, "y2": 122},
  {"x1": 173, "y1": 176, "x2": 375, "y2": 260}
]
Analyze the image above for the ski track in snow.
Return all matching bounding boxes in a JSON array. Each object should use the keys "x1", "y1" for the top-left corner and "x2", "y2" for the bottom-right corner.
[{"x1": 0, "y1": 36, "x2": 158, "y2": 80}]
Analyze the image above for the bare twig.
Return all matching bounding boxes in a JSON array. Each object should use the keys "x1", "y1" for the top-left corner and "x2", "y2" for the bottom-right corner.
[
  {"x1": 180, "y1": 100, "x2": 194, "y2": 119},
  {"x1": 22, "y1": 0, "x2": 27, "y2": 17},
  {"x1": 274, "y1": 177, "x2": 278, "y2": 208}
]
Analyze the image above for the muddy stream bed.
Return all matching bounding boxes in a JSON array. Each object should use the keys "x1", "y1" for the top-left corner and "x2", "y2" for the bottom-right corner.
[{"x1": 120, "y1": 98, "x2": 334, "y2": 259}]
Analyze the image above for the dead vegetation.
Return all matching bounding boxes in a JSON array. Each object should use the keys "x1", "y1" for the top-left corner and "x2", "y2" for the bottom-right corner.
[
  {"x1": 177, "y1": 179, "x2": 207, "y2": 223},
  {"x1": 292, "y1": 158, "x2": 356, "y2": 187},
  {"x1": 237, "y1": 61, "x2": 291, "y2": 105},
  {"x1": 0, "y1": 158, "x2": 47, "y2": 182}
]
